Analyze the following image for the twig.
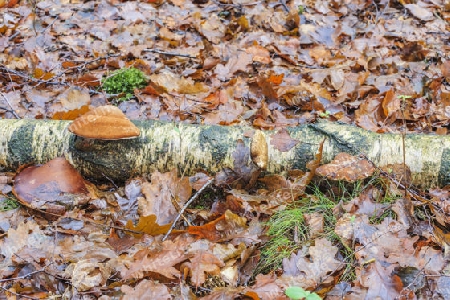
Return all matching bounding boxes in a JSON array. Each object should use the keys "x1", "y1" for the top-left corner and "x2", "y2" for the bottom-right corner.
[
  {"x1": 0, "y1": 286, "x2": 39, "y2": 299},
  {"x1": 273, "y1": 0, "x2": 289, "y2": 12},
  {"x1": 65, "y1": 53, "x2": 121, "y2": 70},
  {"x1": 0, "y1": 66, "x2": 68, "y2": 87},
  {"x1": 23, "y1": 207, "x2": 143, "y2": 235},
  {"x1": 0, "y1": 91, "x2": 20, "y2": 119},
  {"x1": 162, "y1": 178, "x2": 214, "y2": 241},
  {"x1": 425, "y1": 31, "x2": 450, "y2": 35},
  {"x1": 0, "y1": 266, "x2": 48, "y2": 283},
  {"x1": 143, "y1": 49, "x2": 197, "y2": 59}
]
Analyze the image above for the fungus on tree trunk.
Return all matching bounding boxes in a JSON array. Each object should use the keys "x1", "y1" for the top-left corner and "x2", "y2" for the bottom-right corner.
[{"x1": 68, "y1": 106, "x2": 140, "y2": 140}]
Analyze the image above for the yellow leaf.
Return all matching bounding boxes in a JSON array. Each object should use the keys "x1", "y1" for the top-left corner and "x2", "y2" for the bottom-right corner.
[{"x1": 126, "y1": 215, "x2": 172, "y2": 238}]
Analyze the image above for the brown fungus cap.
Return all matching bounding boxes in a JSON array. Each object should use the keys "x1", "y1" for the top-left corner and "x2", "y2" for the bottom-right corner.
[
  {"x1": 68, "y1": 106, "x2": 140, "y2": 140},
  {"x1": 12, "y1": 157, "x2": 92, "y2": 214}
]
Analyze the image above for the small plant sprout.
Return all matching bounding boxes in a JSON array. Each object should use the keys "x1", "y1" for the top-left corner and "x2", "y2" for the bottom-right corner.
[
  {"x1": 285, "y1": 286, "x2": 321, "y2": 300},
  {"x1": 101, "y1": 67, "x2": 148, "y2": 102},
  {"x1": 397, "y1": 94, "x2": 412, "y2": 101},
  {"x1": 0, "y1": 197, "x2": 19, "y2": 211},
  {"x1": 318, "y1": 110, "x2": 331, "y2": 118},
  {"x1": 397, "y1": 94, "x2": 412, "y2": 110}
]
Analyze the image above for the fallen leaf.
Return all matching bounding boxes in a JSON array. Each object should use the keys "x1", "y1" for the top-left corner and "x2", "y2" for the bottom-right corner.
[
  {"x1": 121, "y1": 237, "x2": 190, "y2": 280},
  {"x1": 270, "y1": 128, "x2": 299, "y2": 152},
  {"x1": 188, "y1": 250, "x2": 225, "y2": 286},
  {"x1": 125, "y1": 214, "x2": 172, "y2": 238},
  {"x1": 404, "y1": 4, "x2": 434, "y2": 21},
  {"x1": 13, "y1": 157, "x2": 92, "y2": 214},
  {"x1": 139, "y1": 169, "x2": 192, "y2": 225},
  {"x1": 188, "y1": 210, "x2": 247, "y2": 242},
  {"x1": 315, "y1": 152, "x2": 375, "y2": 182},
  {"x1": 121, "y1": 279, "x2": 171, "y2": 299}
]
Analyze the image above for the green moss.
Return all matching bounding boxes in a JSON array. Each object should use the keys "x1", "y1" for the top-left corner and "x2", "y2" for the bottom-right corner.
[
  {"x1": 0, "y1": 197, "x2": 20, "y2": 211},
  {"x1": 101, "y1": 68, "x2": 148, "y2": 102}
]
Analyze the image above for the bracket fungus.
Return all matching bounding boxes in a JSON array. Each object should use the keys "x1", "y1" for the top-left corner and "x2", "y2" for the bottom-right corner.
[
  {"x1": 68, "y1": 106, "x2": 140, "y2": 140},
  {"x1": 12, "y1": 157, "x2": 94, "y2": 215}
]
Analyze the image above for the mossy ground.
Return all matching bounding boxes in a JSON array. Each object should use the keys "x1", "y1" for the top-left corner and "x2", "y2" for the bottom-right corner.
[
  {"x1": 0, "y1": 196, "x2": 19, "y2": 211},
  {"x1": 101, "y1": 67, "x2": 147, "y2": 102},
  {"x1": 254, "y1": 176, "x2": 400, "y2": 282}
]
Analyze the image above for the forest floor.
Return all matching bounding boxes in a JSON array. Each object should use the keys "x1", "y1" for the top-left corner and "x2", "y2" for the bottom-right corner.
[{"x1": 1, "y1": 0, "x2": 450, "y2": 299}]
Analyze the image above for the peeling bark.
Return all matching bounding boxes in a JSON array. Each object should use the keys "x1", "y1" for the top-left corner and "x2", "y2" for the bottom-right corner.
[{"x1": 0, "y1": 119, "x2": 448, "y2": 188}]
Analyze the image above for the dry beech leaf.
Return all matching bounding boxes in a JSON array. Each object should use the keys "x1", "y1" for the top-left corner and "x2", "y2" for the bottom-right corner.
[
  {"x1": 441, "y1": 60, "x2": 450, "y2": 79},
  {"x1": 57, "y1": 87, "x2": 91, "y2": 111},
  {"x1": 188, "y1": 214, "x2": 226, "y2": 241},
  {"x1": 139, "y1": 169, "x2": 192, "y2": 225},
  {"x1": 257, "y1": 76, "x2": 278, "y2": 102},
  {"x1": 53, "y1": 105, "x2": 90, "y2": 120},
  {"x1": 34, "y1": 68, "x2": 54, "y2": 80},
  {"x1": 270, "y1": 128, "x2": 299, "y2": 152},
  {"x1": 245, "y1": 45, "x2": 271, "y2": 64},
  {"x1": 251, "y1": 130, "x2": 268, "y2": 169},
  {"x1": 315, "y1": 152, "x2": 375, "y2": 182},
  {"x1": 125, "y1": 215, "x2": 172, "y2": 238},
  {"x1": 302, "y1": 138, "x2": 325, "y2": 185},
  {"x1": 12, "y1": 157, "x2": 92, "y2": 214},
  {"x1": 381, "y1": 89, "x2": 399, "y2": 118},
  {"x1": 75, "y1": 73, "x2": 101, "y2": 87},
  {"x1": 121, "y1": 280, "x2": 171, "y2": 299},
  {"x1": 404, "y1": 4, "x2": 434, "y2": 21}
]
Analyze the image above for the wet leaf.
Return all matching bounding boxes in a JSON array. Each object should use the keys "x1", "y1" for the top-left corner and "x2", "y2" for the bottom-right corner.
[
  {"x1": 316, "y1": 152, "x2": 375, "y2": 182},
  {"x1": 12, "y1": 157, "x2": 92, "y2": 213}
]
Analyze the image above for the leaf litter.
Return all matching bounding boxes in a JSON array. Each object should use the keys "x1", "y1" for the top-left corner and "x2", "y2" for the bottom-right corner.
[{"x1": 2, "y1": 0, "x2": 450, "y2": 298}]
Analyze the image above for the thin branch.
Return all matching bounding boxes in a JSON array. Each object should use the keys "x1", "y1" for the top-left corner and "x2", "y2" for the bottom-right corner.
[
  {"x1": 163, "y1": 178, "x2": 214, "y2": 241},
  {"x1": 0, "y1": 91, "x2": 20, "y2": 119},
  {"x1": 0, "y1": 286, "x2": 40, "y2": 299},
  {"x1": 143, "y1": 49, "x2": 197, "y2": 59},
  {"x1": 0, "y1": 266, "x2": 47, "y2": 283},
  {"x1": 22, "y1": 206, "x2": 143, "y2": 235}
]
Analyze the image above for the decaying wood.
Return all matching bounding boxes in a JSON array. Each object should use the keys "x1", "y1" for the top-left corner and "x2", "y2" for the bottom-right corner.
[{"x1": 0, "y1": 119, "x2": 449, "y2": 188}]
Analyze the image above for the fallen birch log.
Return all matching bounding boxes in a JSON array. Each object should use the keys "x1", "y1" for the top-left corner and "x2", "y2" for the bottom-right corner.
[{"x1": 0, "y1": 119, "x2": 448, "y2": 188}]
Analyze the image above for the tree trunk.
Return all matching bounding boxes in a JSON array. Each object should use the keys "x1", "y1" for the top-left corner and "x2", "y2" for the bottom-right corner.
[{"x1": 0, "y1": 119, "x2": 448, "y2": 188}]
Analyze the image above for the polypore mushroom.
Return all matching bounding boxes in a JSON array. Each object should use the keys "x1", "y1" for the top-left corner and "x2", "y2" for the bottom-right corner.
[
  {"x1": 68, "y1": 106, "x2": 140, "y2": 139},
  {"x1": 12, "y1": 157, "x2": 93, "y2": 215}
]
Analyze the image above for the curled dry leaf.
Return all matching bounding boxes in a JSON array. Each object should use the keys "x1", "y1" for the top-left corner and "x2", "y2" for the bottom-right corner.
[
  {"x1": 66, "y1": 259, "x2": 113, "y2": 292},
  {"x1": 315, "y1": 152, "x2": 375, "y2": 182},
  {"x1": 12, "y1": 157, "x2": 92, "y2": 214},
  {"x1": 251, "y1": 130, "x2": 268, "y2": 169},
  {"x1": 68, "y1": 105, "x2": 140, "y2": 139}
]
